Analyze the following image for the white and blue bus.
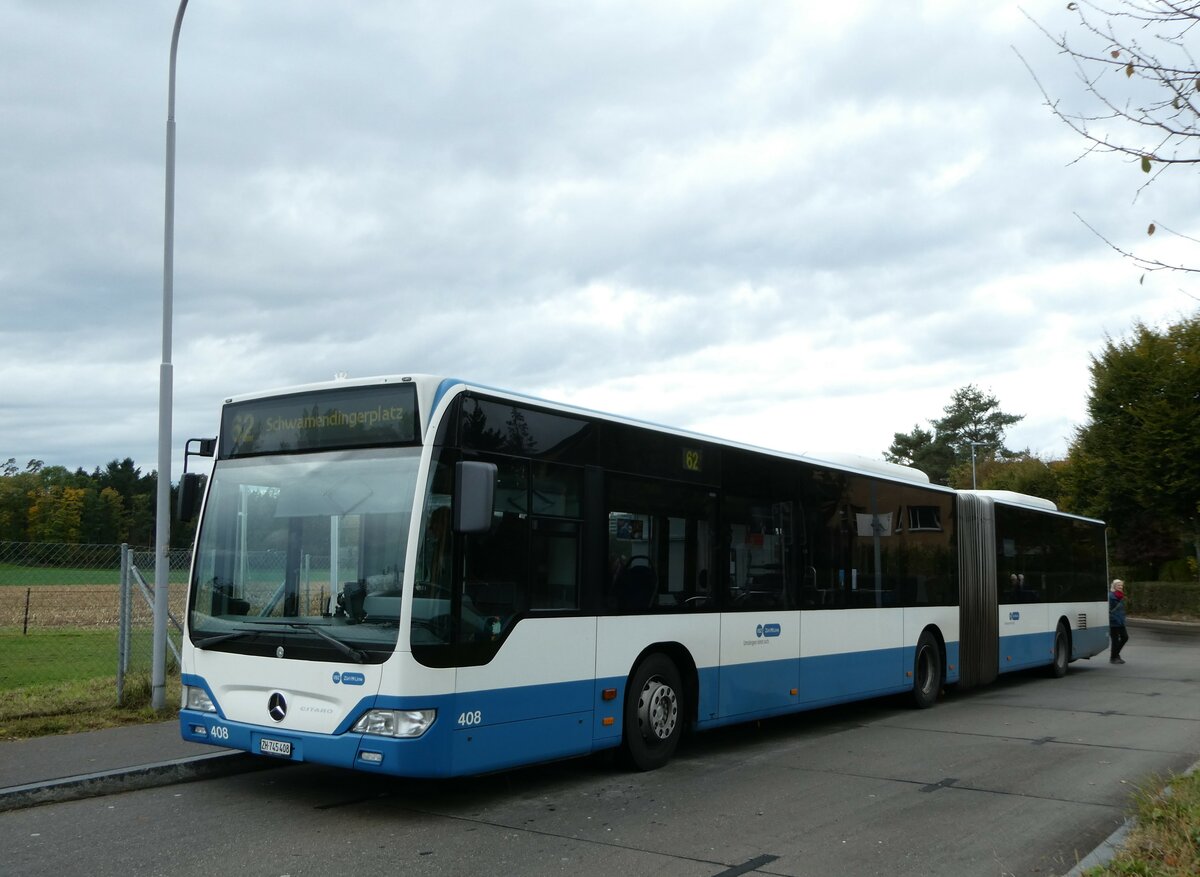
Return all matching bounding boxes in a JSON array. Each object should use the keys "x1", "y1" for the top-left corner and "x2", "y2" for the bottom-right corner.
[{"x1": 179, "y1": 375, "x2": 1109, "y2": 777}]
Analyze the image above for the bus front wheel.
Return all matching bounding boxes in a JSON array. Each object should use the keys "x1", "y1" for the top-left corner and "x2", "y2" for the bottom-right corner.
[
  {"x1": 623, "y1": 654, "x2": 683, "y2": 771},
  {"x1": 911, "y1": 631, "x2": 942, "y2": 709}
]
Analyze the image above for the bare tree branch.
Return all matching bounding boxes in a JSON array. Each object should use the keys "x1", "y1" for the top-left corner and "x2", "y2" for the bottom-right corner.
[
  {"x1": 1020, "y1": 1, "x2": 1200, "y2": 280},
  {"x1": 1074, "y1": 213, "x2": 1200, "y2": 294}
]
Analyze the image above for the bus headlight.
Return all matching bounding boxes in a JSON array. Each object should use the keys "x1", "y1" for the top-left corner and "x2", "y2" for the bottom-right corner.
[
  {"x1": 184, "y1": 686, "x2": 217, "y2": 713},
  {"x1": 352, "y1": 709, "x2": 436, "y2": 738}
]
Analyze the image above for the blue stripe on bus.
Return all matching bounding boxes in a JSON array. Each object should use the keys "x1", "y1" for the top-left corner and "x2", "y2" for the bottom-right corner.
[
  {"x1": 997, "y1": 626, "x2": 1110, "y2": 671},
  {"x1": 998, "y1": 630, "x2": 1056, "y2": 672},
  {"x1": 181, "y1": 677, "x2": 610, "y2": 778},
  {"x1": 701, "y1": 646, "x2": 924, "y2": 727},
  {"x1": 719, "y1": 656, "x2": 798, "y2": 718},
  {"x1": 945, "y1": 640, "x2": 962, "y2": 683},
  {"x1": 181, "y1": 637, "x2": 978, "y2": 777},
  {"x1": 1072, "y1": 626, "x2": 1109, "y2": 659}
]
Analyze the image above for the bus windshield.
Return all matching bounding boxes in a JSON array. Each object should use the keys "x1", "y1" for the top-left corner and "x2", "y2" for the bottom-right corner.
[{"x1": 187, "y1": 447, "x2": 420, "y2": 662}]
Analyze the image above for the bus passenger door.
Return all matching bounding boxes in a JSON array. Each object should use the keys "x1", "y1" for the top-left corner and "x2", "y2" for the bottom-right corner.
[
  {"x1": 797, "y1": 478, "x2": 905, "y2": 704},
  {"x1": 718, "y1": 497, "x2": 800, "y2": 719},
  {"x1": 600, "y1": 476, "x2": 723, "y2": 728}
]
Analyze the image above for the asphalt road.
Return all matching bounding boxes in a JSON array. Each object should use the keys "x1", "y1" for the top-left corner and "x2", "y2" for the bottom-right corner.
[{"x1": 3, "y1": 622, "x2": 1198, "y2": 877}]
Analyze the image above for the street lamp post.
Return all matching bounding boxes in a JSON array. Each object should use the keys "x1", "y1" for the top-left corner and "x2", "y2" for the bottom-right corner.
[
  {"x1": 154, "y1": 0, "x2": 190, "y2": 711},
  {"x1": 969, "y1": 441, "x2": 992, "y2": 491}
]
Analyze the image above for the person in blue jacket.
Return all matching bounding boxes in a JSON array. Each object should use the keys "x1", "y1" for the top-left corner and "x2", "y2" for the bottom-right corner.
[{"x1": 1109, "y1": 579, "x2": 1129, "y2": 664}]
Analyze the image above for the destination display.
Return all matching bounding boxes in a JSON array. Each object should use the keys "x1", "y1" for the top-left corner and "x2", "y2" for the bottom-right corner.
[{"x1": 220, "y1": 383, "x2": 418, "y2": 457}]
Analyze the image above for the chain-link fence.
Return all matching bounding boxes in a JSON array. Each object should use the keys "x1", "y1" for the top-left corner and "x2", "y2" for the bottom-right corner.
[
  {"x1": 0, "y1": 541, "x2": 190, "y2": 702},
  {"x1": 118, "y1": 545, "x2": 189, "y2": 703}
]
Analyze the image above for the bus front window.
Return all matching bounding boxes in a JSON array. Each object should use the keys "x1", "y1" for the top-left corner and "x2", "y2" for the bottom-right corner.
[{"x1": 188, "y1": 448, "x2": 420, "y2": 661}]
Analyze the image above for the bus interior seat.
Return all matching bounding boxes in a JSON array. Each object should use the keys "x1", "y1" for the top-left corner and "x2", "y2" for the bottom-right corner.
[{"x1": 616, "y1": 563, "x2": 658, "y2": 610}]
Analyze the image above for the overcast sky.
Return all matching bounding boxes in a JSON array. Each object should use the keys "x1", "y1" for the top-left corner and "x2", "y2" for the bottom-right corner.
[{"x1": 2, "y1": 1, "x2": 1197, "y2": 480}]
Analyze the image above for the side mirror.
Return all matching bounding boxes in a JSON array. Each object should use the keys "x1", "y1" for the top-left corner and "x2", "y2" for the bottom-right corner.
[
  {"x1": 178, "y1": 436, "x2": 216, "y2": 523},
  {"x1": 177, "y1": 472, "x2": 205, "y2": 523},
  {"x1": 453, "y1": 461, "x2": 497, "y2": 533}
]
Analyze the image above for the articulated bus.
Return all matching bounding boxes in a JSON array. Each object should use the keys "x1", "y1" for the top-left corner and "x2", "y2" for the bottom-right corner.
[{"x1": 179, "y1": 375, "x2": 1109, "y2": 777}]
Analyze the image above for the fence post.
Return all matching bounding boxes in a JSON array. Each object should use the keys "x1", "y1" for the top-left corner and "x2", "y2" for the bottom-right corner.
[
  {"x1": 118, "y1": 543, "x2": 130, "y2": 706},
  {"x1": 23, "y1": 587, "x2": 31, "y2": 635}
]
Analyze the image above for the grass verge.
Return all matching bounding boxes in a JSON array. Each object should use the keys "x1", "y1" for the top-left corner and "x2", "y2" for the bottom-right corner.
[
  {"x1": 0, "y1": 673, "x2": 180, "y2": 741},
  {"x1": 0, "y1": 629, "x2": 124, "y2": 689},
  {"x1": 0, "y1": 562, "x2": 189, "y2": 587},
  {"x1": 1085, "y1": 771, "x2": 1200, "y2": 876}
]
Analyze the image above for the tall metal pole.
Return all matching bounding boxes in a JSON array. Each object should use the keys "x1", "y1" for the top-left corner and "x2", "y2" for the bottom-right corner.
[
  {"x1": 154, "y1": 0, "x2": 190, "y2": 711},
  {"x1": 969, "y1": 440, "x2": 991, "y2": 491}
]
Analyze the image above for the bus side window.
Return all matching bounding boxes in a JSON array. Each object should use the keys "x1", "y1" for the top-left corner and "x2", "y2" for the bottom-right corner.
[
  {"x1": 605, "y1": 476, "x2": 715, "y2": 613},
  {"x1": 531, "y1": 519, "x2": 579, "y2": 609},
  {"x1": 530, "y1": 463, "x2": 582, "y2": 610},
  {"x1": 723, "y1": 498, "x2": 795, "y2": 611}
]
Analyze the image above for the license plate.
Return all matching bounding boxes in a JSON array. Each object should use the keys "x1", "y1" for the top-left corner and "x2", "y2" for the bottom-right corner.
[{"x1": 259, "y1": 738, "x2": 292, "y2": 757}]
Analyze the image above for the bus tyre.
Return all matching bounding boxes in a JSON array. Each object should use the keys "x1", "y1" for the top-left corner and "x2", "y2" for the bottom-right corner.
[
  {"x1": 623, "y1": 654, "x2": 683, "y2": 771},
  {"x1": 1048, "y1": 624, "x2": 1069, "y2": 678},
  {"x1": 911, "y1": 632, "x2": 942, "y2": 710}
]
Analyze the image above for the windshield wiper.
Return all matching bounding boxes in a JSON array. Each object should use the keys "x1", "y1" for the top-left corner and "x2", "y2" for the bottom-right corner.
[
  {"x1": 288, "y1": 623, "x2": 368, "y2": 663},
  {"x1": 194, "y1": 629, "x2": 265, "y2": 649},
  {"x1": 195, "y1": 622, "x2": 368, "y2": 662}
]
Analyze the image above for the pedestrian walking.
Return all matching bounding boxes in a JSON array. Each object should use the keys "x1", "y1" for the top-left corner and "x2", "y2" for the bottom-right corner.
[{"x1": 1109, "y1": 579, "x2": 1129, "y2": 664}]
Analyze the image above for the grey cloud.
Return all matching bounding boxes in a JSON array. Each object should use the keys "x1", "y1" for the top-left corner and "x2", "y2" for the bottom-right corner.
[{"x1": 2, "y1": 1, "x2": 1194, "y2": 473}]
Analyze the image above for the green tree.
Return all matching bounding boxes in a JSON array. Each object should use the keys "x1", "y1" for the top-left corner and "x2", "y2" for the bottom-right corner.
[
  {"x1": 27, "y1": 484, "x2": 88, "y2": 543},
  {"x1": 92, "y1": 458, "x2": 159, "y2": 545},
  {"x1": 81, "y1": 486, "x2": 126, "y2": 544},
  {"x1": 0, "y1": 459, "x2": 58, "y2": 541},
  {"x1": 885, "y1": 385, "x2": 1024, "y2": 486},
  {"x1": 971, "y1": 454, "x2": 1067, "y2": 506},
  {"x1": 97, "y1": 458, "x2": 144, "y2": 498},
  {"x1": 1066, "y1": 314, "x2": 1200, "y2": 577},
  {"x1": 0, "y1": 456, "x2": 196, "y2": 549},
  {"x1": 886, "y1": 425, "x2": 957, "y2": 487},
  {"x1": 0, "y1": 460, "x2": 32, "y2": 540},
  {"x1": 127, "y1": 492, "x2": 154, "y2": 546}
]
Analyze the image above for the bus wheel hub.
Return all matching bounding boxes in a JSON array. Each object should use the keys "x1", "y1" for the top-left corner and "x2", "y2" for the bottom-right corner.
[{"x1": 638, "y1": 679, "x2": 678, "y2": 741}]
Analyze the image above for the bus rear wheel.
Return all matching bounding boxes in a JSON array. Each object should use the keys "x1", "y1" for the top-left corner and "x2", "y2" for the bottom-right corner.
[
  {"x1": 1048, "y1": 623, "x2": 1069, "y2": 678},
  {"x1": 911, "y1": 631, "x2": 942, "y2": 709},
  {"x1": 623, "y1": 654, "x2": 683, "y2": 771}
]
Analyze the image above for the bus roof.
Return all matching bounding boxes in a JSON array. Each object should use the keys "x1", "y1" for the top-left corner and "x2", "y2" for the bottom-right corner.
[
  {"x1": 220, "y1": 375, "x2": 1094, "y2": 512},
  {"x1": 436, "y1": 377, "x2": 938, "y2": 489},
  {"x1": 962, "y1": 489, "x2": 1057, "y2": 512}
]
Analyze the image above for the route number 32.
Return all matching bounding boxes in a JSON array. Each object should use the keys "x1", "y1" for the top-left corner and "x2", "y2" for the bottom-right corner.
[{"x1": 457, "y1": 710, "x2": 482, "y2": 727}]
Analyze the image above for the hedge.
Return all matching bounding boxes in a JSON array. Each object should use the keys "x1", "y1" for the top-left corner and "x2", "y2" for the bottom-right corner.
[{"x1": 1127, "y1": 581, "x2": 1200, "y2": 618}]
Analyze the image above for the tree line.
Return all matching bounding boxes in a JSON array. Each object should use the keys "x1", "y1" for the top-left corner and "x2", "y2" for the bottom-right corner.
[
  {"x1": 0, "y1": 457, "x2": 197, "y2": 550},
  {"x1": 886, "y1": 312, "x2": 1199, "y2": 582}
]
